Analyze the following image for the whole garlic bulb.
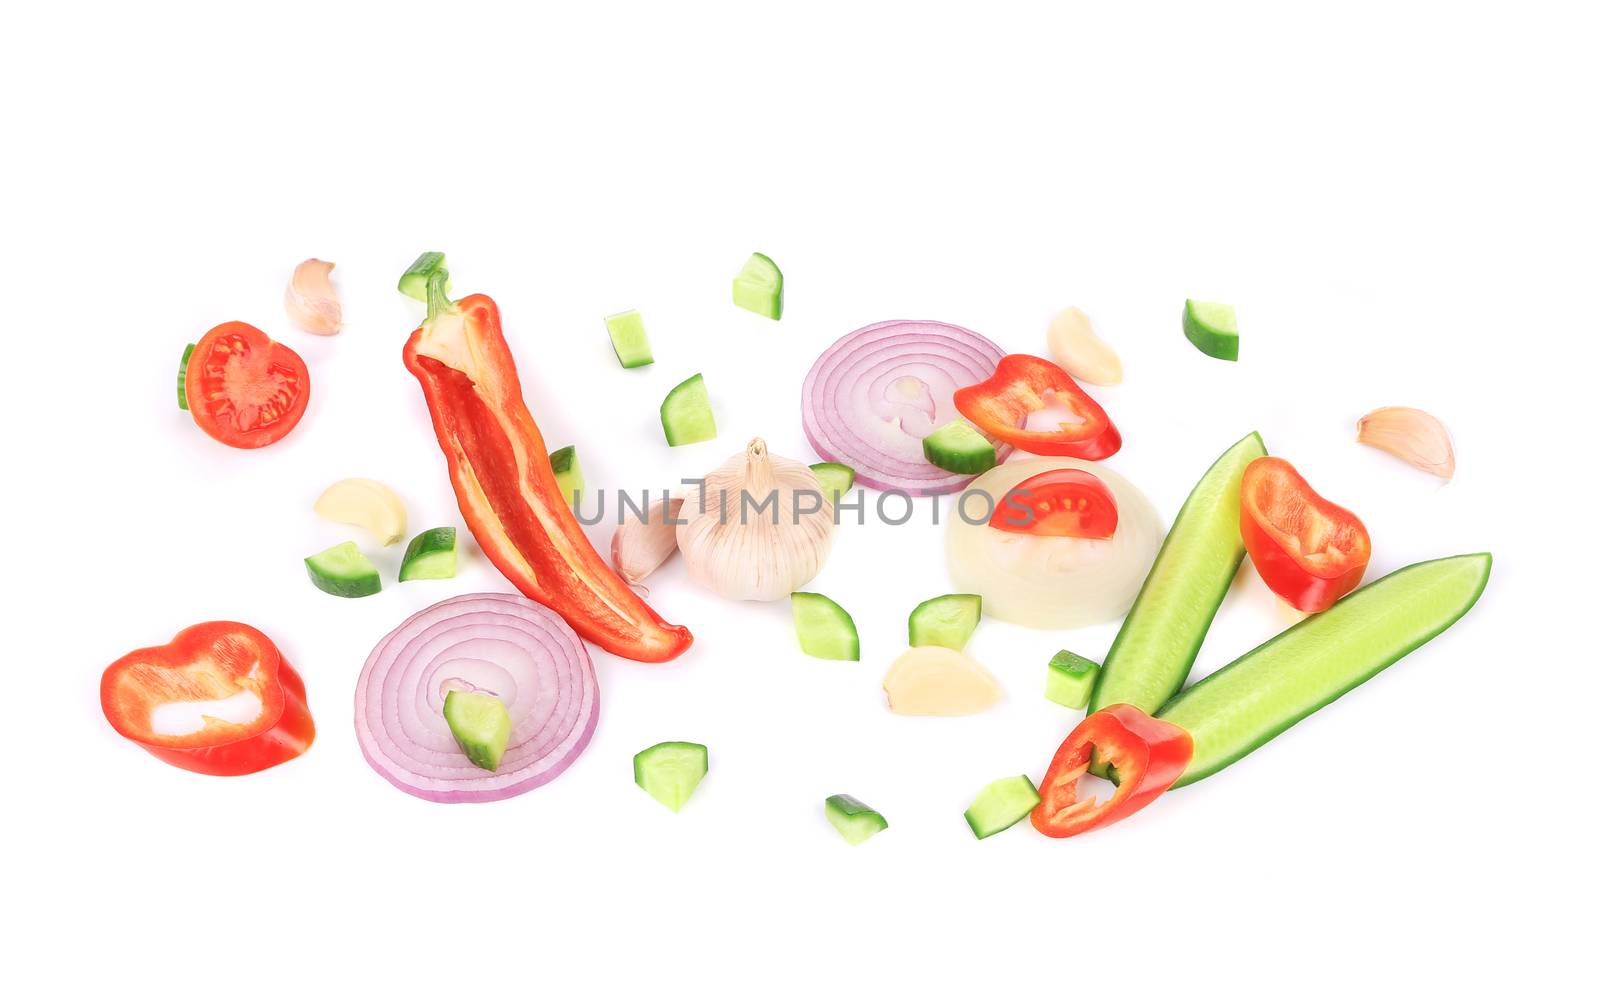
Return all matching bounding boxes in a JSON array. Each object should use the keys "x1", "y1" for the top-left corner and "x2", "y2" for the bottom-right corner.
[{"x1": 676, "y1": 438, "x2": 835, "y2": 601}]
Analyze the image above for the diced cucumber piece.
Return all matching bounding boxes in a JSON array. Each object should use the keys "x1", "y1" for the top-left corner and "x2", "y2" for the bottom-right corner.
[
  {"x1": 604, "y1": 310, "x2": 653, "y2": 368},
  {"x1": 443, "y1": 690, "x2": 512, "y2": 771},
  {"x1": 732, "y1": 252, "x2": 783, "y2": 319},
  {"x1": 398, "y1": 527, "x2": 457, "y2": 582},
  {"x1": 304, "y1": 541, "x2": 382, "y2": 598},
  {"x1": 964, "y1": 775, "x2": 1041, "y2": 839},
  {"x1": 398, "y1": 252, "x2": 452, "y2": 302},
  {"x1": 922, "y1": 420, "x2": 996, "y2": 474},
  {"x1": 549, "y1": 446, "x2": 584, "y2": 504},
  {"x1": 1045, "y1": 650, "x2": 1099, "y2": 709},
  {"x1": 176, "y1": 343, "x2": 195, "y2": 410},
  {"x1": 660, "y1": 373, "x2": 717, "y2": 446},
  {"x1": 1160, "y1": 553, "x2": 1491, "y2": 787},
  {"x1": 825, "y1": 794, "x2": 889, "y2": 845},
  {"x1": 1090, "y1": 432, "x2": 1266, "y2": 718},
  {"x1": 809, "y1": 462, "x2": 855, "y2": 498},
  {"x1": 633, "y1": 741, "x2": 709, "y2": 812},
  {"x1": 791, "y1": 592, "x2": 860, "y2": 661},
  {"x1": 1183, "y1": 299, "x2": 1239, "y2": 361},
  {"x1": 908, "y1": 594, "x2": 982, "y2": 650}
]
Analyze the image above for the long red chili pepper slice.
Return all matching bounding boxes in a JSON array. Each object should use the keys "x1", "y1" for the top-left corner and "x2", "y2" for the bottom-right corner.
[
  {"x1": 1031, "y1": 704, "x2": 1191, "y2": 838},
  {"x1": 403, "y1": 264, "x2": 692, "y2": 662},
  {"x1": 954, "y1": 354, "x2": 1121, "y2": 460},
  {"x1": 1240, "y1": 456, "x2": 1371, "y2": 613}
]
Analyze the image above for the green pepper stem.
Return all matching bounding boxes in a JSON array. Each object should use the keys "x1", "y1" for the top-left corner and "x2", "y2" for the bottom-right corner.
[{"x1": 426, "y1": 269, "x2": 453, "y2": 321}]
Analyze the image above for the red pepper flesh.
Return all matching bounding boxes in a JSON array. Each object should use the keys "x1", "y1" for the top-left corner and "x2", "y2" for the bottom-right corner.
[
  {"x1": 954, "y1": 355, "x2": 1121, "y2": 460},
  {"x1": 989, "y1": 468, "x2": 1119, "y2": 539},
  {"x1": 1031, "y1": 704, "x2": 1191, "y2": 838},
  {"x1": 1240, "y1": 456, "x2": 1371, "y2": 613},
  {"x1": 404, "y1": 284, "x2": 692, "y2": 663}
]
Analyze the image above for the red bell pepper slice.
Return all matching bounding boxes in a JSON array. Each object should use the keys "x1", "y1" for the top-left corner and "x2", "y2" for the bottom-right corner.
[
  {"x1": 1240, "y1": 456, "x2": 1371, "y2": 613},
  {"x1": 989, "y1": 468, "x2": 1119, "y2": 539},
  {"x1": 953, "y1": 354, "x2": 1121, "y2": 460},
  {"x1": 1031, "y1": 704, "x2": 1191, "y2": 838},
  {"x1": 100, "y1": 622, "x2": 314, "y2": 776},
  {"x1": 404, "y1": 266, "x2": 692, "y2": 663}
]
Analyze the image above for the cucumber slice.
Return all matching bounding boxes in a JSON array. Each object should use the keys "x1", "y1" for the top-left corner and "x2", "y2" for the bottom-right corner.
[
  {"x1": 660, "y1": 373, "x2": 717, "y2": 446},
  {"x1": 548, "y1": 446, "x2": 584, "y2": 503},
  {"x1": 604, "y1": 310, "x2": 653, "y2": 368},
  {"x1": 922, "y1": 420, "x2": 996, "y2": 475},
  {"x1": 964, "y1": 775, "x2": 1041, "y2": 839},
  {"x1": 809, "y1": 462, "x2": 855, "y2": 498},
  {"x1": 304, "y1": 541, "x2": 382, "y2": 598},
  {"x1": 1183, "y1": 299, "x2": 1239, "y2": 361},
  {"x1": 398, "y1": 527, "x2": 457, "y2": 582},
  {"x1": 908, "y1": 594, "x2": 982, "y2": 650},
  {"x1": 791, "y1": 592, "x2": 860, "y2": 661},
  {"x1": 633, "y1": 741, "x2": 709, "y2": 812},
  {"x1": 443, "y1": 690, "x2": 512, "y2": 771},
  {"x1": 398, "y1": 252, "x2": 452, "y2": 302},
  {"x1": 1045, "y1": 650, "x2": 1099, "y2": 710},
  {"x1": 1090, "y1": 432, "x2": 1266, "y2": 717},
  {"x1": 176, "y1": 343, "x2": 195, "y2": 410},
  {"x1": 732, "y1": 252, "x2": 783, "y2": 319},
  {"x1": 1160, "y1": 553, "x2": 1491, "y2": 787},
  {"x1": 825, "y1": 794, "x2": 889, "y2": 845}
]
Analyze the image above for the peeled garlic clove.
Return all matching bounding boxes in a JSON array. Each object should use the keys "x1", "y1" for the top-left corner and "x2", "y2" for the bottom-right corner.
[
  {"x1": 1047, "y1": 307, "x2": 1122, "y2": 386},
  {"x1": 883, "y1": 646, "x2": 1003, "y2": 716},
  {"x1": 314, "y1": 478, "x2": 407, "y2": 546},
  {"x1": 285, "y1": 258, "x2": 342, "y2": 335},
  {"x1": 612, "y1": 496, "x2": 685, "y2": 585},
  {"x1": 1356, "y1": 406, "x2": 1455, "y2": 480}
]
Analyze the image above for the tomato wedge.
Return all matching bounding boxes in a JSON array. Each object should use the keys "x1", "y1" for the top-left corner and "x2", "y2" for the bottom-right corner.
[
  {"x1": 1030, "y1": 704, "x2": 1191, "y2": 838},
  {"x1": 953, "y1": 354, "x2": 1121, "y2": 460},
  {"x1": 1240, "y1": 456, "x2": 1371, "y2": 613},
  {"x1": 101, "y1": 622, "x2": 314, "y2": 776},
  {"x1": 184, "y1": 321, "x2": 310, "y2": 448},
  {"x1": 990, "y1": 468, "x2": 1118, "y2": 539}
]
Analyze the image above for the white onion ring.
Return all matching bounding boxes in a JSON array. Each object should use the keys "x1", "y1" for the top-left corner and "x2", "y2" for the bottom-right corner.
[
  {"x1": 355, "y1": 593, "x2": 598, "y2": 803},
  {"x1": 802, "y1": 320, "x2": 1012, "y2": 495}
]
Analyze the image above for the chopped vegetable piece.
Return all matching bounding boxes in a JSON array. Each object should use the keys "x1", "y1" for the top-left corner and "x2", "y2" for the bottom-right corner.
[
  {"x1": 398, "y1": 527, "x2": 457, "y2": 581},
  {"x1": 1031, "y1": 704, "x2": 1192, "y2": 838},
  {"x1": 185, "y1": 321, "x2": 311, "y2": 449},
  {"x1": 989, "y1": 468, "x2": 1118, "y2": 539},
  {"x1": 1159, "y1": 553, "x2": 1491, "y2": 786},
  {"x1": 954, "y1": 354, "x2": 1121, "y2": 460},
  {"x1": 825, "y1": 794, "x2": 889, "y2": 845},
  {"x1": 660, "y1": 373, "x2": 717, "y2": 446},
  {"x1": 1047, "y1": 307, "x2": 1122, "y2": 386},
  {"x1": 1356, "y1": 406, "x2": 1456, "y2": 480},
  {"x1": 176, "y1": 343, "x2": 195, "y2": 410},
  {"x1": 965, "y1": 776, "x2": 1041, "y2": 839},
  {"x1": 604, "y1": 310, "x2": 653, "y2": 368},
  {"x1": 732, "y1": 252, "x2": 783, "y2": 319},
  {"x1": 907, "y1": 594, "x2": 982, "y2": 650},
  {"x1": 1241, "y1": 456, "x2": 1371, "y2": 613},
  {"x1": 1182, "y1": 299, "x2": 1238, "y2": 361},
  {"x1": 304, "y1": 541, "x2": 382, "y2": 598},
  {"x1": 883, "y1": 646, "x2": 1002, "y2": 716},
  {"x1": 314, "y1": 477, "x2": 408, "y2": 547},
  {"x1": 633, "y1": 741, "x2": 709, "y2": 812},
  {"x1": 443, "y1": 690, "x2": 512, "y2": 771},
  {"x1": 398, "y1": 251, "x2": 451, "y2": 302},
  {"x1": 1045, "y1": 650, "x2": 1099, "y2": 709},
  {"x1": 922, "y1": 420, "x2": 997, "y2": 474},
  {"x1": 791, "y1": 592, "x2": 860, "y2": 661},
  {"x1": 549, "y1": 445, "x2": 584, "y2": 503},
  {"x1": 101, "y1": 621, "x2": 314, "y2": 776},
  {"x1": 809, "y1": 462, "x2": 855, "y2": 498}
]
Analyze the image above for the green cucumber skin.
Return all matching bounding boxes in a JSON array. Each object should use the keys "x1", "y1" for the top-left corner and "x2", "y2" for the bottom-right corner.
[
  {"x1": 922, "y1": 422, "x2": 996, "y2": 475},
  {"x1": 964, "y1": 775, "x2": 1041, "y2": 839},
  {"x1": 177, "y1": 343, "x2": 195, "y2": 410},
  {"x1": 1159, "y1": 553, "x2": 1491, "y2": 788},
  {"x1": 825, "y1": 794, "x2": 889, "y2": 845},
  {"x1": 1089, "y1": 432, "x2": 1266, "y2": 718},
  {"x1": 908, "y1": 594, "x2": 982, "y2": 650},
  {"x1": 1183, "y1": 300, "x2": 1239, "y2": 361},
  {"x1": 634, "y1": 741, "x2": 709, "y2": 812},
  {"x1": 304, "y1": 542, "x2": 382, "y2": 598},
  {"x1": 661, "y1": 374, "x2": 717, "y2": 446},
  {"x1": 398, "y1": 528, "x2": 457, "y2": 582},
  {"x1": 791, "y1": 592, "x2": 860, "y2": 661}
]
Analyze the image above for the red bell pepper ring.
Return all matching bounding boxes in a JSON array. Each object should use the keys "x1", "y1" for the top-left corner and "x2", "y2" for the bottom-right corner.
[
  {"x1": 1031, "y1": 704, "x2": 1192, "y2": 838},
  {"x1": 100, "y1": 622, "x2": 314, "y2": 776},
  {"x1": 989, "y1": 468, "x2": 1119, "y2": 539},
  {"x1": 404, "y1": 265, "x2": 692, "y2": 663},
  {"x1": 1240, "y1": 456, "x2": 1371, "y2": 613},
  {"x1": 954, "y1": 354, "x2": 1121, "y2": 460}
]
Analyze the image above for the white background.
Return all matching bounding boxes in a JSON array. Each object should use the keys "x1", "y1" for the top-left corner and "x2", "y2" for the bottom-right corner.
[{"x1": 4, "y1": 2, "x2": 1594, "y2": 1001}]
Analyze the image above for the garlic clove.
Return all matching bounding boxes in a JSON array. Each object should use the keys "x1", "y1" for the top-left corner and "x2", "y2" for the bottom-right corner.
[
  {"x1": 285, "y1": 258, "x2": 343, "y2": 335},
  {"x1": 314, "y1": 478, "x2": 407, "y2": 546},
  {"x1": 612, "y1": 496, "x2": 685, "y2": 586},
  {"x1": 1356, "y1": 406, "x2": 1455, "y2": 480},
  {"x1": 1047, "y1": 307, "x2": 1122, "y2": 386},
  {"x1": 883, "y1": 646, "x2": 1003, "y2": 716}
]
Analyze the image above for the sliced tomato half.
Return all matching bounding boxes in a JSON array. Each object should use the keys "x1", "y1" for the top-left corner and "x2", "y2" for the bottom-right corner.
[
  {"x1": 989, "y1": 468, "x2": 1119, "y2": 539},
  {"x1": 184, "y1": 321, "x2": 310, "y2": 448}
]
